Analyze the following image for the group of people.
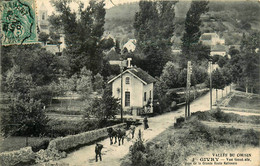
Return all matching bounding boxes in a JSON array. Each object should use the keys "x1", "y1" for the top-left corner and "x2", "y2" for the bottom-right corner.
[{"x1": 95, "y1": 117, "x2": 149, "y2": 162}]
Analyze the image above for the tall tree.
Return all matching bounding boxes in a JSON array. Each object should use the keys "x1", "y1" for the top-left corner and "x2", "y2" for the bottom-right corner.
[
  {"x1": 76, "y1": 67, "x2": 93, "y2": 99},
  {"x1": 181, "y1": 1, "x2": 209, "y2": 54},
  {"x1": 134, "y1": 1, "x2": 177, "y2": 76},
  {"x1": 211, "y1": 68, "x2": 225, "y2": 102},
  {"x1": 160, "y1": 61, "x2": 180, "y2": 89},
  {"x1": 50, "y1": 0, "x2": 106, "y2": 76}
]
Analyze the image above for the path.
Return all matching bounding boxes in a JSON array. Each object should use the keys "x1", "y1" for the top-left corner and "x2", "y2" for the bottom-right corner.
[{"x1": 42, "y1": 87, "x2": 254, "y2": 166}]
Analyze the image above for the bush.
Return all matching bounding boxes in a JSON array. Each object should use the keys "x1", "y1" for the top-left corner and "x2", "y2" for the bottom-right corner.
[
  {"x1": 1, "y1": 99, "x2": 49, "y2": 137},
  {"x1": 129, "y1": 140, "x2": 148, "y2": 166},
  {"x1": 31, "y1": 140, "x2": 49, "y2": 152}
]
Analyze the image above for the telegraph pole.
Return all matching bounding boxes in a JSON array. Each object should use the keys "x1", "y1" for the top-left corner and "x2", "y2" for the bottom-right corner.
[
  {"x1": 209, "y1": 61, "x2": 212, "y2": 111},
  {"x1": 185, "y1": 61, "x2": 192, "y2": 120},
  {"x1": 120, "y1": 60, "x2": 123, "y2": 122}
]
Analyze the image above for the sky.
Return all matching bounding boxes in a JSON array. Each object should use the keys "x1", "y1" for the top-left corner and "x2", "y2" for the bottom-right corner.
[{"x1": 37, "y1": 0, "x2": 140, "y2": 15}]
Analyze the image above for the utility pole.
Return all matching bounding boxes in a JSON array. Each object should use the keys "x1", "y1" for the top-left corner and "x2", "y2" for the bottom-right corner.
[
  {"x1": 185, "y1": 61, "x2": 192, "y2": 120},
  {"x1": 209, "y1": 61, "x2": 212, "y2": 111},
  {"x1": 120, "y1": 60, "x2": 123, "y2": 122}
]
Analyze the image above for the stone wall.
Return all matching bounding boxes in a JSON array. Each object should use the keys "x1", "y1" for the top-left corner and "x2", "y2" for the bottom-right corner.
[
  {"x1": 48, "y1": 123, "x2": 126, "y2": 151},
  {"x1": 0, "y1": 147, "x2": 35, "y2": 166},
  {"x1": 0, "y1": 123, "x2": 126, "y2": 166}
]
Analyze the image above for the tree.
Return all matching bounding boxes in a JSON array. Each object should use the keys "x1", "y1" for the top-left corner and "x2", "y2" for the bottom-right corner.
[
  {"x1": 38, "y1": 32, "x2": 49, "y2": 45},
  {"x1": 5, "y1": 66, "x2": 35, "y2": 100},
  {"x1": 101, "y1": 85, "x2": 120, "y2": 120},
  {"x1": 50, "y1": 0, "x2": 106, "y2": 76},
  {"x1": 134, "y1": 1, "x2": 177, "y2": 76},
  {"x1": 191, "y1": 64, "x2": 208, "y2": 85},
  {"x1": 181, "y1": 0, "x2": 209, "y2": 54},
  {"x1": 85, "y1": 84, "x2": 120, "y2": 121},
  {"x1": 211, "y1": 69, "x2": 225, "y2": 102},
  {"x1": 30, "y1": 86, "x2": 53, "y2": 106},
  {"x1": 3, "y1": 44, "x2": 63, "y2": 86},
  {"x1": 115, "y1": 39, "x2": 121, "y2": 54},
  {"x1": 160, "y1": 61, "x2": 180, "y2": 89},
  {"x1": 177, "y1": 68, "x2": 187, "y2": 87},
  {"x1": 228, "y1": 31, "x2": 260, "y2": 93},
  {"x1": 217, "y1": 56, "x2": 228, "y2": 68},
  {"x1": 228, "y1": 46, "x2": 239, "y2": 58},
  {"x1": 93, "y1": 73, "x2": 104, "y2": 94},
  {"x1": 100, "y1": 37, "x2": 115, "y2": 51},
  {"x1": 1, "y1": 98, "x2": 49, "y2": 137},
  {"x1": 76, "y1": 67, "x2": 93, "y2": 99},
  {"x1": 240, "y1": 31, "x2": 260, "y2": 54},
  {"x1": 241, "y1": 52, "x2": 259, "y2": 93},
  {"x1": 221, "y1": 65, "x2": 232, "y2": 94}
]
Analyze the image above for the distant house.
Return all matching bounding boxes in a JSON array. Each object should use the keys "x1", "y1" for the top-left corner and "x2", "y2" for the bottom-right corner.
[
  {"x1": 38, "y1": 3, "x2": 49, "y2": 34},
  {"x1": 171, "y1": 46, "x2": 182, "y2": 55},
  {"x1": 103, "y1": 48, "x2": 123, "y2": 66},
  {"x1": 200, "y1": 33, "x2": 225, "y2": 46},
  {"x1": 43, "y1": 44, "x2": 60, "y2": 54},
  {"x1": 122, "y1": 39, "x2": 136, "y2": 52},
  {"x1": 103, "y1": 32, "x2": 116, "y2": 42},
  {"x1": 108, "y1": 61, "x2": 156, "y2": 114},
  {"x1": 210, "y1": 45, "x2": 228, "y2": 57}
]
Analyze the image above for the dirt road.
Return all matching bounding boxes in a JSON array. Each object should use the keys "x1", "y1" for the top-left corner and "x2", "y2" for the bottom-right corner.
[{"x1": 42, "y1": 87, "x2": 257, "y2": 166}]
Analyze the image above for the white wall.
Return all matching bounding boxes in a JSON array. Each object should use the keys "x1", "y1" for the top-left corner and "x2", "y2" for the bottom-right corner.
[
  {"x1": 112, "y1": 73, "x2": 144, "y2": 111},
  {"x1": 210, "y1": 51, "x2": 226, "y2": 57},
  {"x1": 143, "y1": 83, "x2": 153, "y2": 106}
]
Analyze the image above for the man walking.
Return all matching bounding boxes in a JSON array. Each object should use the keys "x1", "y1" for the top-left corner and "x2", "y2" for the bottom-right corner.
[
  {"x1": 143, "y1": 117, "x2": 149, "y2": 130},
  {"x1": 129, "y1": 125, "x2": 136, "y2": 139},
  {"x1": 95, "y1": 143, "x2": 103, "y2": 162}
]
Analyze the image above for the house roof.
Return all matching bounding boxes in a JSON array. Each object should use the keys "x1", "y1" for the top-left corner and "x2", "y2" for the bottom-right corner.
[
  {"x1": 201, "y1": 35, "x2": 212, "y2": 40},
  {"x1": 201, "y1": 33, "x2": 219, "y2": 40},
  {"x1": 105, "y1": 49, "x2": 121, "y2": 60},
  {"x1": 40, "y1": 3, "x2": 47, "y2": 11},
  {"x1": 108, "y1": 67, "x2": 157, "y2": 85}
]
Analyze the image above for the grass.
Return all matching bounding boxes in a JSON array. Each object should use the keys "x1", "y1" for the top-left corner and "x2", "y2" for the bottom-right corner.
[
  {"x1": 121, "y1": 114, "x2": 260, "y2": 166},
  {"x1": 47, "y1": 99, "x2": 88, "y2": 112},
  {"x1": 192, "y1": 109, "x2": 260, "y2": 124},
  {"x1": 228, "y1": 96, "x2": 260, "y2": 110}
]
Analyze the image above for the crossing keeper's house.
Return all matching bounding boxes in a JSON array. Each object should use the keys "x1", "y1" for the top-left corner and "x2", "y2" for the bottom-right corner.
[{"x1": 108, "y1": 61, "x2": 156, "y2": 115}]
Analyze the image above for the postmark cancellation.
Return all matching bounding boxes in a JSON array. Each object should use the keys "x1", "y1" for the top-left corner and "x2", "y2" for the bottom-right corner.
[{"x1": 1, "y1": 0, "x2": 37, "y2": 45}]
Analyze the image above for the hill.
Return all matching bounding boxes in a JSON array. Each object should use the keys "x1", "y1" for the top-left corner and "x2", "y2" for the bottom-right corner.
[{"x1": 104, "y1": 1, "x2": 260, "y2": 46}]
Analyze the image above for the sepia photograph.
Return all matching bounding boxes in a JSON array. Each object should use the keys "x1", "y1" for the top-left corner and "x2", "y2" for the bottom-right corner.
[{"x1": 0, "y1": 0, "x2": 259, "y2": 165}]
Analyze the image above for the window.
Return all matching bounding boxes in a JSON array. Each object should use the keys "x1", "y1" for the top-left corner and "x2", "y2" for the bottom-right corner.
[
  {"x1": 125, "y1": 92, "x2": 130, "y2": 106},
  {"x1": 125, "y1": 77, "x2": 130, "y2": 84},
  {"x1": 149, "y1": 90, "x2": 152, "y2": 98},
  {"x1": 144, "y1": 92, "x2": 147, "y2": 101},
  {"x1": 42, "y1": 13, "x2": 45, "y2": 20}
]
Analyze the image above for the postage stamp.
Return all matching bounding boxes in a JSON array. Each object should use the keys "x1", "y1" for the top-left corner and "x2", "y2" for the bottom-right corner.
[{"x1": 1, "y1": 0, "x2": 37, "y2": 45}]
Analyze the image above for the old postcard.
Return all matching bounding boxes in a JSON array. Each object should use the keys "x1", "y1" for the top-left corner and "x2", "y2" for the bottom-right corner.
[{"x1": 0, "y1": 0, "x2": 259, "y2": 166}]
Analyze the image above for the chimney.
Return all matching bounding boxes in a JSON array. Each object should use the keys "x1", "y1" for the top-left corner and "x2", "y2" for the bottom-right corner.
[{"x1": 127, "y1": 58, "x2": 132, "y2": 68}]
